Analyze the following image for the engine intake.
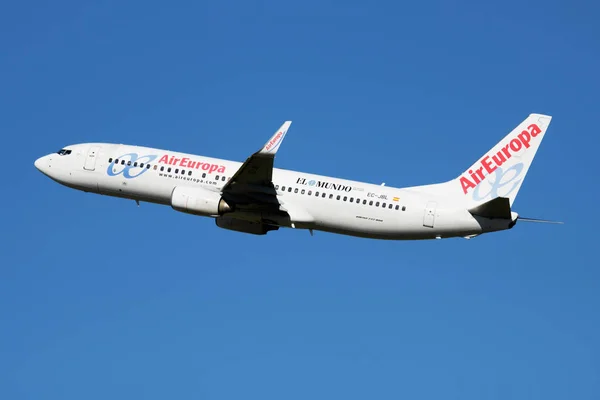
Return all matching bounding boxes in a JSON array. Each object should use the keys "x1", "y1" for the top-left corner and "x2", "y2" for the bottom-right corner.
[{"x1": 171, "y1": 186, "x2": 232, "y2": 216}]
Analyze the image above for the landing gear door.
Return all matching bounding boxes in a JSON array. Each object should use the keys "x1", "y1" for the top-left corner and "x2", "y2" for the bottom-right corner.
[
  {"x1": 84, "y1": 146, "x2": 100, "y2": 171},
  {"x1": 423, "y1": 201, "x2": 437, "y2": 228}
]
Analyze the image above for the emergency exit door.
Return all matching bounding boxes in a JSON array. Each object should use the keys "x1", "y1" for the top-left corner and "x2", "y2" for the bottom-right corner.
[
  {"x1": 84, "y1": 146, "x2": 100, "y2": 171},
  {"x1": 423, "y1": 201, "x2": 437, "y2": 228}
]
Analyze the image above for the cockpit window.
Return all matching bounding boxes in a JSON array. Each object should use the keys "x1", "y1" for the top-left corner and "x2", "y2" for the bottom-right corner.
[{"x1": 57, "y1": 149, "x2": 72, "y2": 156}]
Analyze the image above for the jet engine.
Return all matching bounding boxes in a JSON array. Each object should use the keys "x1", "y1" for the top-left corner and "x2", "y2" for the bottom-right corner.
[{"x1": 171, "y1": 186, "x2": 232, "y2": 216}]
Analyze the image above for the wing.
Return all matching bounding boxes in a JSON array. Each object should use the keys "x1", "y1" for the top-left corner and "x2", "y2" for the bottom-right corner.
[
  {"x1": 222, "y1": 121, "x2": 290, "y2": 191},
  {"x1": 220, "y1": 121, "x2": 315, "y2": 229},
  {"x1": 221, "y1": 121, "x2": 291, "y2": 205}
]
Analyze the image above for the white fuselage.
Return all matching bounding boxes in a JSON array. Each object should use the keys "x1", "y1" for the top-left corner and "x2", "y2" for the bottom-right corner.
[{"x1": 34, "y1": 143, "x2": 514, "y2": 240}]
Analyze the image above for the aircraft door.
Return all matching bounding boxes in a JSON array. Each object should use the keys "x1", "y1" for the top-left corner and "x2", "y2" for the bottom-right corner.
[
  {"x1": 84, "y1": 146, "x2": 101, "y2": 171},
  {"x1": 423, "y1": 201, "x2": 437, "y2": 228}
]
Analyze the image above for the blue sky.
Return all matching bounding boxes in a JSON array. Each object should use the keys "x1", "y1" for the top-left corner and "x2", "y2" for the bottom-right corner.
[{"x1": 1, "y1": 0, "x2": 599, "y2": 398}]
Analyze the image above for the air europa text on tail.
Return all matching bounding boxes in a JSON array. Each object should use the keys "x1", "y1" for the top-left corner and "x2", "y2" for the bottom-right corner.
[{"x1": 460, "y1": 123, "x2": 542, "y2": 194}]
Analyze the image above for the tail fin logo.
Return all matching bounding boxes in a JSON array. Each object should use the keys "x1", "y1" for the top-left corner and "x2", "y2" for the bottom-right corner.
[
  {"x1": 460, "y1": 124, "x2": 541, "y2": 195},
  {"x1": 471, "y1": 163, "x2": 523, "y2": 201}
]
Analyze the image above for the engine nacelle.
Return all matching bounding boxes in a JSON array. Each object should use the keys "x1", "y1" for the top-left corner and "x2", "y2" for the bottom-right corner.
[
  {"x1": 216, "y1": 216, "x2": 279, "y2": 235},
  {"x1": 171, "y1": 186, "x2": 232, "y2": 216}
]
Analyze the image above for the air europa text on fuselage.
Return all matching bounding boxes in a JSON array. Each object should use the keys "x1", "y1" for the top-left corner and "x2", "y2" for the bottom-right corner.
[
  {"x1": 297, "y1": 178, "x2": 352, "y2": 192},
  {"x1": 460, "y1": 123, "x2": 542, "y2": 194},
  {"x1": 158, "y1": 155, "x2": 226, "y2": 174}
]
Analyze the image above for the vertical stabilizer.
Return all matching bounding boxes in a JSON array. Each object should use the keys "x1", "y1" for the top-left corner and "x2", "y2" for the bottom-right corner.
[{"x1": 456, "y1": 114, "x2": 552, "y2": 208}]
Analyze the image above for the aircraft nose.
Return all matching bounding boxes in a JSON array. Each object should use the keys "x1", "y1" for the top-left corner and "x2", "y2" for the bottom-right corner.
[
  {"x1": 34, "y1": 156, "x2": 43, "y2": 171},
  {"x1": 34, "y1": 155, "x2": 50, "y2": 175}
]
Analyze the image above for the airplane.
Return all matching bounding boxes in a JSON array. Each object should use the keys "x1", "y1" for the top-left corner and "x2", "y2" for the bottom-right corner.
[{"x1": 34, "y1": 113, "x2": 561, "y2": 240}]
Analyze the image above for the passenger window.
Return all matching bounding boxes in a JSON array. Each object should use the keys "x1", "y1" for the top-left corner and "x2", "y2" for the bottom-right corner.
[
  {"x1": 350, "y1": 198, "x2": 354, "y2": 203},
  {"x1": 337, "y1": 195, "x2": 341, "y2": 200},
  {"x1": 389, "y1": 204, "x2": 393, "y2": 209},
  {"x1": 315, "y1": 191, "x2": 319, "y2": 196},
  {"x1": 301, "y1": 189, "x2": 305, "y2": 194},
  {"x1": 329, "y1": 194, "x2": 333, "y2": 199},
  {"x1": 109, "y1": 158, "x2": 113, "y2": 163},
  {"x1": 140, "y1": 163, "x2": 144, "y2": 168},
  {"x1": 288, "y1": 187, "x2": 292, "y2": 192},
  {"x1": 322, "y1": 193, "x2": 326, "y2": 198},
  {"x1": 121, "y1": 160, "x2": 125, "y2": 165},
  {"x1": 343, "y1": 196, "x2": 347, "y2": 201},
  {"x1": 294, "y1": 188, "x2": 298, "y2": 193},
  {"x1": 181, "y1": 169, "x2": 185, "y2": 175},
  {"x1": 402, "y1": 206, "x2": 406, "y2": 211},
  {"x1": 307, "y1": 190, "x2": 312, "y2": 195},
  {"x1": 160, "y1": 166, "x2": 165, "y2": 171},
  {"x1": 222, "y1": 176, "x2": 226, "y2": 181},
  {"x1": 135, "y1": 162, "x2": 140, "y2": 167},
  {"x1": 175, "y1": 169, "x2": 179, "y2": 174},
  {"x1": 275, "y1": 185, "x2": 279, "y2": 190},
  {"x1": 127, "y1": 161, "x2": 132, "y2": 166},
  {"x1": 114, "y1": 159, "x2": 119, "y2": 164},
  {"x1": 153, "y1": 165, "x2": 157, "y2": 170},
  {"x1": 147, "y1": 164, "x2": 151, "y2": 169},
  {"x1": 369, "y1": 201, "x2": 373, "y2": 206},
  {"x1": 363, "y1": 200, "x2": 367, "y2": 205},
  {"x1": 376, "y1": 202, "x2": 380, "y2": 207},
  {"x1": 382, "y1": 203, "x2": 386, "y2": 208},
  {"x1": 202, "y1": 173, "x2": 206, "y2": 178},
  {"x1": 281, "y1": 186, "x2": 285, "y2": 191},
  {"x1": 168, "y1": 167, "x2": 172, "y2": 173},
  {"x1": 395, "y1": 205, "x2": 399, "y2": 210},
  {"x1": 215, "y1": 175, "x2": 219, "y2": 180}
]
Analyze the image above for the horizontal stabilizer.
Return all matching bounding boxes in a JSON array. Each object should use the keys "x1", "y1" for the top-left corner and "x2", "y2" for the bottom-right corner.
[{"x1": 468, "y1": 196, "x2": 511, "y2": 219}]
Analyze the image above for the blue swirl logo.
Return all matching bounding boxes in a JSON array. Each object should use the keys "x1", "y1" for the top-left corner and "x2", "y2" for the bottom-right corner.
[
  {"x1": 107, "y1": 153, "x2": 158, "y2": 179},
  {"x1": 472, "y1": 162, "x2": 523, "y2": 201}
]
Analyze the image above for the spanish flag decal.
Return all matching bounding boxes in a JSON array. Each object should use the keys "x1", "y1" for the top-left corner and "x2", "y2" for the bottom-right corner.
[{"x1": 393, "y1": 197, "x2": 400, "y2": 202}]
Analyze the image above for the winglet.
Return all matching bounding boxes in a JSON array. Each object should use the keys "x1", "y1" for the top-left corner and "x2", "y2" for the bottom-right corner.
[{"x1": 259, "y1": 121, "x2": 291, "y2": 155}]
